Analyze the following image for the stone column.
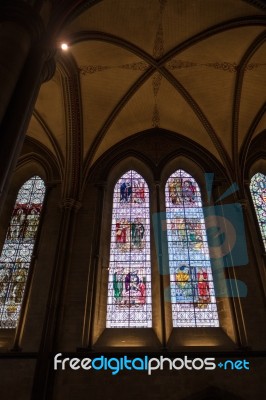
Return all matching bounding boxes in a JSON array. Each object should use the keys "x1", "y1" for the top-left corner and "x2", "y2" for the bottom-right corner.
[
  {"x1": 84, "y1": 182, "x2": 106, "y2": 349},
  {"x1": 226, "y1": 198, "x2": 249, "y2": 348},
  {"x1": 0, "y1": 1, "x2": 55, "y2": 209}
]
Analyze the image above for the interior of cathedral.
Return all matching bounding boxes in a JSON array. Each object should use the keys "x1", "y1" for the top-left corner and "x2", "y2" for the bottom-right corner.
[{"x1": 0, "y1": 0, "x2": 266, "y2": 399}]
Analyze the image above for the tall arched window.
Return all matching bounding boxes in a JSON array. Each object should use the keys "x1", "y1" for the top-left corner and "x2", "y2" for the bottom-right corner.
[
  {"x1": 106, "y1": 170, "x2": 152, "y2": 328},
  {"x1": 250, "y1": 172, "x2": 266, "y2": 249},
  {"x1": 0, "y1": 176, "x2": 45, "y2": 328},
  {"x1": 165, "y1": 170, "x2": 219, "y2": 327}
]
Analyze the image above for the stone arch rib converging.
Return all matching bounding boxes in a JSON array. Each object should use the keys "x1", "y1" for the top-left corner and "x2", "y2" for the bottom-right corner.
[
  {"x1": 0, "y1": 176, "x2": 45, "y2": 328},
  {"x1": 165, "y1": 169, "x2": 219, "y2": 327},
  {"x1": 106, "y1": 170, "x2": 152, "y2": 328}
]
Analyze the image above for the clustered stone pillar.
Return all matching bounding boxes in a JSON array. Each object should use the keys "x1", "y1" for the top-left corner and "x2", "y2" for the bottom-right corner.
[
  {"x1": 86, "y1": 182, "x2": 106, "y2": 350},
  {"x1": 31, "y1": 197, "x2": 81, "y2": 400},
  {"x1": 154, "y1": 180, "x2": 167, "y2": 350},
  {"x1": 0, "y1": 1, "x2": 55, "y2": 210},
  {"x1": 0, "y1": 21, "x2": 31, "y2": 122}
]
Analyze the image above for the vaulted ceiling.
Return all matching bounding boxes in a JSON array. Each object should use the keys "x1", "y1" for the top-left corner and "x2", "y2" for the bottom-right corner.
[{"x1": 27, "y1": 0, "x2": 266, "y2": 184}]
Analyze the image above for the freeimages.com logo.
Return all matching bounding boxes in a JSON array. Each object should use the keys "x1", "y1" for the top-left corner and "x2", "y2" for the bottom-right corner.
[{"x1": 153, "y1": 173, "x2": 248, "y2": 299}]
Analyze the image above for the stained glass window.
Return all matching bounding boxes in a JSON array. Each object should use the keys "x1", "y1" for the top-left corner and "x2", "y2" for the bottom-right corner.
[
  {"x1": 0, "y1": 176, "x2": 45, "y2": 328},
  {"x1": 106, "y1": 170, "x2": 152, "y2": 328},
  {"x1": 250, "y1": 172, "x2": 266, "y2": 249},
  {"x1": 165, "y1": 170, "x2": 219, "y2": 327}
]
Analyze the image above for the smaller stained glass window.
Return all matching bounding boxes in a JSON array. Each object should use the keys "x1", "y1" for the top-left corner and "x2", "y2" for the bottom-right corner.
[
  {"x1": 250, "y1": 172, "x2": 266, "y2": 249},
  {"x1": 0, "y1": 176, "x2": 45, "y2": 328},
  {"x1": 106, "y1": 170, "x2": 152, "y2": 328}
]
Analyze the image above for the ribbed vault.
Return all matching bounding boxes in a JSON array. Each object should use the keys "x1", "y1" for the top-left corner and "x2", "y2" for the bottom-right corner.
[{"x1": 27, "y1": 0, "x2": 266, "y2": 192}]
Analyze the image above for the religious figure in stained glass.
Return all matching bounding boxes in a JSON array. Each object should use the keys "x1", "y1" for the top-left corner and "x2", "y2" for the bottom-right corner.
[
  {"x1": 112, "y1": 267, "x2": 146, "y2": 307},
  {"x1": 107, "y1": 170, "x2": 151, "y2": 328},
  {"x1": 131, "y1": 219, "x2": 145, "y2": 249},
  {"x1": 175, "y1": 264, "x2": 196, "y2": 303},
  {"x1": 165, "y1": 170, "x2": 219, "y2": 327},
  {"x1": 113, "y1": 269, "x2": 124, "y2": 303},
  {"x1": 169, "y1": 177, "x2": 197, "y2": 205},
  {"x1": 115, "y1": 219, "x2": 129, "y2": 249},
  {"x1": 115, "y1": 217, "x2": 145, "y2": 252},
  {"x1": 250, "y1": 173, "x2": 266, "y2": 249},
  {"x1": 0, "y1": 176, "x2": 45, "y2": 328},
  {"x1": 197, "y1": 268, "x2": 211, "y2": 308},
  {"x1": 120, "y1": 181, "x2": 132, "y2": 202}
]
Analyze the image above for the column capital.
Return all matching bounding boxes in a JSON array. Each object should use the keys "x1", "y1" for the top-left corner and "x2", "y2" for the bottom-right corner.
[
  {"x1": 212, "y1": 178, "x2": 227, "y2": 188},
  {"x1": 45, "y1": 179, "x2": 61, "y2": 190},
  {"x1": 60, "y1": 198, "x2": 82, "y2": 211},
  {"x1": 0, "y1": 1, "x2": 45, "y2": 42}
]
